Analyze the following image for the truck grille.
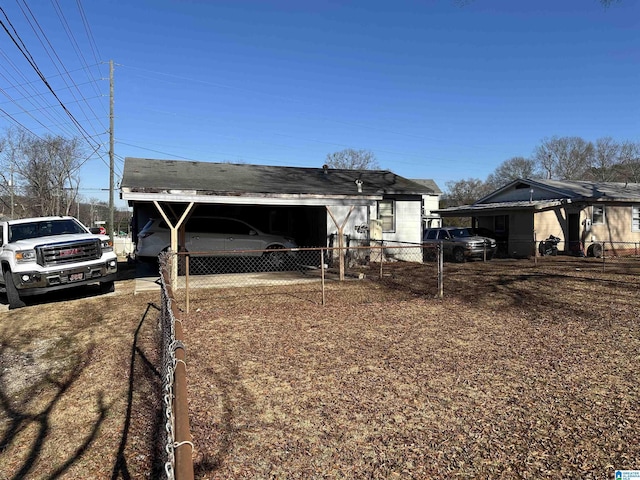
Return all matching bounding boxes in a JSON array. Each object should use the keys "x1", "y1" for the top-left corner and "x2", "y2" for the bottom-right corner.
[{"x1": 37, "y1": 239, "x2": 102, "y2": 266}]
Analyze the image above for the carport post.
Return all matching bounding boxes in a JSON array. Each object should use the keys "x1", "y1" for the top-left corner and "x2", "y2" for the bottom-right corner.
[
  {"x1": 153, "y1": 201, "x2": 195, "y2": 290},
  {"x1": 326, "y1": 206, "x2": 355, "y2": 281}
]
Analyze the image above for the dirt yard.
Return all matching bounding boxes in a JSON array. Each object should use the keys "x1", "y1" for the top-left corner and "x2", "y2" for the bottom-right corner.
[
  {"x1": 1, "y1": 256, "x2": 639, "y2": 479},
  {"x1": 184, "y1": 257, "x2": 640, "y2": 479},
  {"x1": 0, "y1": 262, "x2": 163, "y2": 479}
]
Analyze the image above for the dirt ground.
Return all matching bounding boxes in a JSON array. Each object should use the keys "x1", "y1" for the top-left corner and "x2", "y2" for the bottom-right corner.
[
  {"x1": 0, "y1": 262, "x2": 163, "y2": 479},
  {"x1": 1, "y1": 256, "x2": 639, "y2": 479},
  {"x1": 184, "y1": 257, "x2": 640, "y2": 479}
]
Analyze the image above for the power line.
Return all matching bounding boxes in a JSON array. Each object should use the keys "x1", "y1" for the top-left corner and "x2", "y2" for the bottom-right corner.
[
  {"x1": 16, "y1": 0, "x2": 106, "y2": 137},
  {"x1": 0, "y1": 6, "x2": 102, "y2": 150}
]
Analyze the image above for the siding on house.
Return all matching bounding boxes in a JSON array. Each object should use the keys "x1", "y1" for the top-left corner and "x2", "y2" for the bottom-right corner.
[
  {"x1": 534, "y1": 209, "x2": 563, "y2": 244},
  {"x1": 590, "y1": 203, "x2": 640, "y2": 254}
]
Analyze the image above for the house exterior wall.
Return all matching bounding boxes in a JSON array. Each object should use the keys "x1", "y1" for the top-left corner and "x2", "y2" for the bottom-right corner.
[
  {"x1": 422, "y1": 194, "x2": 442, "y2": 229},
  {"x1": 390, "y1": 200, "x2": 422, "y2": 244},
  {"x1": 378, "y1": 198, "x2": 422, "y2": 262},
  {"x1": 325, "y1": 205, "x2": 369, "y2": 247},
  {"x1": 534, "y1": 209, "x2": 566, "y2": 246},
  {"x1": 325, "y1": 199, "x2": 421, "y2": 263},
  {"x1": 587, "y1": 203, "x2": 640, "y2": 254}
]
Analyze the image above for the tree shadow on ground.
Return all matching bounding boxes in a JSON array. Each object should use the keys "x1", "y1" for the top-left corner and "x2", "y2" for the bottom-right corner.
[
  {"x1": 0, "y1": 347, "x2": 108, "y2": 480},
  {"x1": 111, "y1": 302, "x2": 164, "y2": 480}
]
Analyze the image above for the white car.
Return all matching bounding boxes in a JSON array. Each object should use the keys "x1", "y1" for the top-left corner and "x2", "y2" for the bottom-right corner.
[{"x1": 135, "y1": 216, "x2": 298, "y2": 268}]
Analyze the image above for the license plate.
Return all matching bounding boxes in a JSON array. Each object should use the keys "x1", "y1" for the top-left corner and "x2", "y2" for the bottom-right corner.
[{"x1": 69, "y1": 272, "x2": 84, "y2": 282}]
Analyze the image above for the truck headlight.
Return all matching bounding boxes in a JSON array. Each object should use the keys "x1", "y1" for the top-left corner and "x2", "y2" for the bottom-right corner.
[
  {"x1": 16, "y1": 250, "x2": 36, "y2": 263},
  {"x1": 101, "y1": 239, "x2": 114, "y2": 252}
]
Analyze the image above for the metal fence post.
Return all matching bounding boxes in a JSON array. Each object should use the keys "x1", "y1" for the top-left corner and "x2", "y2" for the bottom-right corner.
[
  {"x1": 185, "y1": 253, "x2": 190, "y2": 314},
  {"x1": 379, "y1": 241, "x2": 384, "y2": 279},
  {"x1": 438, "y1": 242, "x2": 443, "y2": 298},
  {"x1": 321, "y1": 248, "x2": 326, "y2": 306}
]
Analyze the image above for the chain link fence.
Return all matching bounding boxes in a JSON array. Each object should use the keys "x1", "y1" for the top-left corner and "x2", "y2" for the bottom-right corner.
[
  {"x1": 502, "y1": 238, "x2": 640, "y2": 263},
  {"x1": 158, "y1": 240, "x2": 640, "y2": 311},
  {"x1": 159, "y1": 255, "x2": 194, "y2": 480},
  {"x1": 161, "y1": 243, "x2": 436, "y2": 310}
]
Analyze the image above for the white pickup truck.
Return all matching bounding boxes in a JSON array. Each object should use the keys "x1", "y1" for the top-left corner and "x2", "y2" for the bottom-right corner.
[{"x1": 0, "y1": 216, "x2": 118, "y2": 309}]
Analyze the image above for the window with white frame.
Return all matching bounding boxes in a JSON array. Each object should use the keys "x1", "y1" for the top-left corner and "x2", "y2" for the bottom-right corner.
[
  {"x1": 592, "y1": 205, "x2": 605, "y2": 225},
  {"x1": 378, "y1": 200, "x2": 395, "y2": 232},
  {"x1": 633, "y1": 205, "x2": 640, "y2": 232}
]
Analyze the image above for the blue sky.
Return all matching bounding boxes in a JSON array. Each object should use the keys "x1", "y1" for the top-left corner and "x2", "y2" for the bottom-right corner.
[{"x1": 0, "y1": 0, "x2": 638, "y2": 208}]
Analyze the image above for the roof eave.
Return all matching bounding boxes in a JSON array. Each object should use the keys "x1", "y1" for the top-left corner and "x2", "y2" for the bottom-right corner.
[{"x1": 120, "y1": 189, "x2": 381, "y2": 206}]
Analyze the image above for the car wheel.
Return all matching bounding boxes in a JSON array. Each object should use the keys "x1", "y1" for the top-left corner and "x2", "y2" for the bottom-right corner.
[
  {"x1": 452, "y1": 247, "x2": 465, "y2": 263},
  {"x1": 100, "y1": 280, "x2": 115, "y2": 294},
  {"x1": 263, "y1": 247, "x2": 286, "y2": 271},
  {"x1": 590, "y1": 243, "x2": 603, "y2": 258},
  {"x1": 4, "y1": 270, "x2": 25, "y2": 310}
]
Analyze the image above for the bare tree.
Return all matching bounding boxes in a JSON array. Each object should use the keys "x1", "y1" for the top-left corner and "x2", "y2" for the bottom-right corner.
[
  {"x1": 0, "y1": 128, "x2": 32, "y2": 216},
  {"x1": 442, "y1": 178, "x2": 492, "y2": 207},
  {"x1": 325, "y1": 149, "x2": 380, "y2": 170},
  {"x1": 486, "y1": 156, "x2": 537, "y2": 189},
  {"x1": 618, "y1": 140, "x2": 640, "y2": 183},
  {"x1": 533, "y1": 136, "x2": 594, "y2": 180},
  {"x1": 16, "y1": 134, "x2": 84, "y2": 217},
  {"x1": 583, "y1": 137, "x2": 621, "y2": 182}
]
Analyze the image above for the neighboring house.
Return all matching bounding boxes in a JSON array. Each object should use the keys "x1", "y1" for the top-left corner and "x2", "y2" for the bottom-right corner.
[
  {"x1": 120, "y1": 158, "x2": 439, "y2": 261},
  {"x1": 436, "y1": 178, "x2": 640, "y2": 258}
]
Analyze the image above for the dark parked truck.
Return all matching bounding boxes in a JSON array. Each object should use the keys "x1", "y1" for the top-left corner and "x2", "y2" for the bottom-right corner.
[
  {"x1": 0, "y1": 216, "x2": 118, "y2": 309},
  {"x1": 423, "y1": 227, "x2": 497, "y2": 262}
]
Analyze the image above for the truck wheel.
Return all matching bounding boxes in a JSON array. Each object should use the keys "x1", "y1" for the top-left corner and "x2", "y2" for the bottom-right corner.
[
  {"x1": 452, "y1": 247, "x2": 465, "y2": 263},
  {"x1": 4, "y1": 270, "x2": 25, "y2": 309},
  {"x1": 100, "y1": 280, "x2": 115, "y2": 294}
]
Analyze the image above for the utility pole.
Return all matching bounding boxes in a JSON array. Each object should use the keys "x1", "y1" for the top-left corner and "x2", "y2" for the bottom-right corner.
[
  {"x1": 9, "y1": 165, "x2": 13, "y2": 220},
  {"x1": 109, "y1": 59, "x2": 115, "y2": 240}
]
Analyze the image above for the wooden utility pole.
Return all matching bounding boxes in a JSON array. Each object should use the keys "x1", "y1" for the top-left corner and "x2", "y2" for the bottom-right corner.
[
  {"x1": 9, "y1": 165, "x2": 14, "y2": 220},
  {"x1": 109, "y1": 59, "x2": 115, "y2": 240}
]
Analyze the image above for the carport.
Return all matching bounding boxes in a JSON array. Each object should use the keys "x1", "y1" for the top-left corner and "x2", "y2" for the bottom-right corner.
[{"x1": 121, "y1": 158, "x2": 382, "y2": 284}]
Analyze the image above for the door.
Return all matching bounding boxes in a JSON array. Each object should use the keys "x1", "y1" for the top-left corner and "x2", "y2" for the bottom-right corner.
[{"x1": 567, "y1": 213, "x2": 581, "y2": 254}]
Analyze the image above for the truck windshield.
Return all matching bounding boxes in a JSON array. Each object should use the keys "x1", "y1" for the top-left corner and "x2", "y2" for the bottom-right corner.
[
  {"x1": 9, "y1": 219, "x2": 86, "y2": 242},
  {"x1": 450, "y1": 228, "x2": 472, "y2": 238}
]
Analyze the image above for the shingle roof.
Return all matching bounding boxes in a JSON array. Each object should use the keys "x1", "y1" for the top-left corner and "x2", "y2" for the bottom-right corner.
[
  {"x1": 410, "y1": 179, "x2": 442, "y2": 195},
  {"x1": 121, "y1": 158, "x2": 434, "y2": 196},
  {"x1": 523, "y1": 178, "x2": 640, "y2": 200}
]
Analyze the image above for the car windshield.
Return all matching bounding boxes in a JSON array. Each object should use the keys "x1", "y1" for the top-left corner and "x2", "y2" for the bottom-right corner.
[
  {"x1": 449, "y1": 228, "x2": 473, "y2": 238},
  {"x1": 9, "y1": 219, "x2": 86, "y2": 242}
]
